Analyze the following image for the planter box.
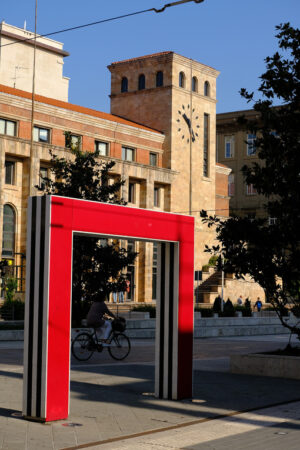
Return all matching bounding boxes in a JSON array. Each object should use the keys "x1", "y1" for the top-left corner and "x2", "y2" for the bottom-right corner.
[{"x1": 231, "y1": 353, "x2": 300, "y2": 380}]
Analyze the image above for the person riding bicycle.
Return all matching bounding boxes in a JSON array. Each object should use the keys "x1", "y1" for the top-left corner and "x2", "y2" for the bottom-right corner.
[{"x1": 86, "y1": 295, "x2": 116, "y2": 341}]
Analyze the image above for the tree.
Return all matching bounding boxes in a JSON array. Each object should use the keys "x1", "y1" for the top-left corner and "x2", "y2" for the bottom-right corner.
[
  {"x1": 201, "y1": 23, "x2": 300, "y2": 338},
  {"x1": 38, "y1": 143, "x2": 137, "y2": 325}
]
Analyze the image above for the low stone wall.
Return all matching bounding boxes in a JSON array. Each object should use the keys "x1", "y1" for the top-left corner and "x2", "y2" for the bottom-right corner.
[
  {"x1": 231, "y1": 353, "x2": 300, "y2": 380},
  {"x1": 0, "y1": 316, "x2": 294, "y2": 341}
]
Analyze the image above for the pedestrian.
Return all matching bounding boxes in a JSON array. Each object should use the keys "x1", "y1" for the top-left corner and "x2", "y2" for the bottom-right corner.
[
  {"x1": 254, "y1": 297, "x2": 262, "y2": 312},
  {"x1": 112, "y1": 291, "x2": 118, "y2": 303},
  {"x1": 86, "y1": 295, "x2": 116, "y2": 341},
  {"x1": 119, "y1": 290, "x2": 124, "y2": 303},
  {"x1": 125, "y1": 279, "x2": 131, "y2": 300},
  {"x1": 245, "y1": 298, "x2": 251, "y2": 309},
  {"x1": 237, "y1": 295, "x2": 243, "y2": 306}
]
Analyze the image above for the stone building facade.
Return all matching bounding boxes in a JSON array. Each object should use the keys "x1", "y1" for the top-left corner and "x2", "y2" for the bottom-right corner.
[
  {"x1": 216, "y1": 109, "x2": 266, "y2": 219},
  {"x1": 0, "y1": 25, "x2": 231, "y2": 303}
]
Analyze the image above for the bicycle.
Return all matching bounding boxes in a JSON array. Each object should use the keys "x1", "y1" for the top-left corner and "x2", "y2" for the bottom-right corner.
[{"x1": 71, "y1": 317, "x2": 131, "y2": 362}]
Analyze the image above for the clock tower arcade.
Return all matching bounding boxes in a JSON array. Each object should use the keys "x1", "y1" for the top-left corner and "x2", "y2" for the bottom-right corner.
[{"x1": 108, "y1": 52, "x2": 222, "y2": 269}]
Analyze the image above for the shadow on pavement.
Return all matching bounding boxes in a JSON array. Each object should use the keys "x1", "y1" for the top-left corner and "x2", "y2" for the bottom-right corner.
[{"x1": 69, "y1": 363, "x2": 300, "y2": 423}]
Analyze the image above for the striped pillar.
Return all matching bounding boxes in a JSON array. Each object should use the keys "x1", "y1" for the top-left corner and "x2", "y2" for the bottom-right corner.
[
  {"x1": 155, "y1": 242, "x2": 183, "y2": 400},
  {"x1": 23, "y1": 196, "x2": 51, "y2": 420}
]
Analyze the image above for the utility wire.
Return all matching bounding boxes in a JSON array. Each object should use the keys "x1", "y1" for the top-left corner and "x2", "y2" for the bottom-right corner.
[{"x1": 0, "y1": 1, "x2": 204, "y2": 49}]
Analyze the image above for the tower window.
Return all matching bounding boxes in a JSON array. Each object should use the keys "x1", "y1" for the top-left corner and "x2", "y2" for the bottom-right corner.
[
  {"x1": 247, "y1": 133, "x2": 256, "y2": 155},
  {"x1": 34, "y1": 126, "x2": 50, "y2": 143},
  {"x1": 179, "y1": 72, "x2": 185, "y2": 88},
  {"x1": 128, "y1": 182, "x2": 135, "y2": 203},
  {"x1": 0, "y1": 118, "x2": 16, "y2": 136},
  {"x1": 204, "y1": 81, "x2": 210, "y2": 97},
  {"x1": 2, "y1": 204, "x2": 15, "y2": 257},
  {"x1": 121, "y1": 77, "x2": 128, "y2": 93},
  {"x1": 154, "y1": 187, "x2": 160, "y2": 207},
  {"x1": 192, "y1": 76, "x2": 198, "y2": 92},
  {"x1": 5, "y1": 161, "x2": 15, "y2": 185},
  {"x1": 156, "y1": 71, "x2": 163, "y2": 87},
  {"x1": 95, "y1": 141, "x2": 109, "y2": 156},
  {"x1": 149, "y1": 153, "x2": 157, "y2": 167},
  {"x1": 203, "y1": 114, "x2": 209, "y2": 177},
  {"x1": 225, "y1": 136, "x2": 235, "y2": 158},
  {"x1": 138, "y1": 74, "x2": 145, "y2": 90},
  {"x1": 122, "y1": 146, "x2": 135, "y2": 162},
  {"x1": 228, "y1": 174, "x2": 235, "y2": 196}
]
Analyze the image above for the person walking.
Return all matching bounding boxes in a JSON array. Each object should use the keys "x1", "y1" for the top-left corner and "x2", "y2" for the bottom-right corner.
[
  {"x1": 237, "y1": 295, "x2": 243, "y2": 306},
  {"x1": 254, "y1": 297, "x2": 262, "y2": 312}
]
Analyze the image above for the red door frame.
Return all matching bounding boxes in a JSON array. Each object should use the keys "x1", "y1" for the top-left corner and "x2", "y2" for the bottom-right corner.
[{"x1": 23, "y1": 195, "x2": 194, "y2": 422}]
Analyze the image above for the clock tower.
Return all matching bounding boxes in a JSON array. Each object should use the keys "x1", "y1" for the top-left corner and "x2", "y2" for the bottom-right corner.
[{"x1": 108, "y1": 52, "x2": 220, "y2": 267}]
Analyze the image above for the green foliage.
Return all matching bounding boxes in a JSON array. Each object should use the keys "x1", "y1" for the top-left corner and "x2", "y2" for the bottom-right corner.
[
  {"x1": 4, "y1": 277, "x2": 18, "y2": 302},
  {"x1": 37, "y1": 144, "x2": 137, "y2": 326},
  {"x1": 132, "y1": 304, "x2": 156, "y2": 318},
  {"x1": 202, "y1": 264, "x2": 210, "y2": 272},
  {"x1": 208, "y1": 255, "x2": 218, "y2": 266},
  {"x1": 0, "y1": 298, "x2": 25, "y2": 320},
  {"x1": 201, "y1": 23, "x2": 300, "y2": 338}
]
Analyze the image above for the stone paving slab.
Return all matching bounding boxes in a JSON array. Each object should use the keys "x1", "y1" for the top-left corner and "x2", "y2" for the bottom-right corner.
[
  {"x1": 84, "y1": 402, "x2": 300, "y2": 449},
  {"x1": 0, "y1": 336, "x2": 299, "y2": 449}
]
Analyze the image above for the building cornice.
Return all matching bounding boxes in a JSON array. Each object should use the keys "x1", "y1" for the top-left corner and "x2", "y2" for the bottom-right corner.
[
  {"x1": 108, "y1": 51, "x2": 219, "y2": 78},
  {"x1": 0, "y1": 91, "x2": 165, "y2": 145},
  {"x1": 0, "y1": 29, "x2": 69, "y2": 57},
  {"x1": 172, "y1": 53, "x2": 220, "y2": 78}
]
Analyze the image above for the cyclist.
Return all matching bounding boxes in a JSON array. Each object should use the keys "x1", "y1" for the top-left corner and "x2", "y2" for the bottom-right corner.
[{"x1": 86, "y1": 295, "x2": 116, "y2": 341}]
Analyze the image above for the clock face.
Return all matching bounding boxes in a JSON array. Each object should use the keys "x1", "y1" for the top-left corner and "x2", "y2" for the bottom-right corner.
[{"x1": 176, "y1": 104, "x2": 200, "y2": 143}]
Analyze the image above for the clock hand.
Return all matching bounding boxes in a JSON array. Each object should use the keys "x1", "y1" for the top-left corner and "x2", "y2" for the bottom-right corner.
[
  {"x1": 183, "y1": 113, "x2": 195, "y2": 141},
  {"x1": 182, "y1": 113, "x2": 191, "y2": 129}
]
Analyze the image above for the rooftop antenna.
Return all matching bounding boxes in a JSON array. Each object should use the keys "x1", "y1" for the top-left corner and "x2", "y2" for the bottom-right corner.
[
  {"x1": 12, "y1": 65, "x2": 29, "y2": 88},
  {"x1": 24, "y1": 20, "x2": 27, "y2": 30}
]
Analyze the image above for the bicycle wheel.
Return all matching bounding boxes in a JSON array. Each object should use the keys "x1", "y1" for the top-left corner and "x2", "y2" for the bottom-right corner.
[
  {"x1": 108, "y1": 332, "x2": 131, "y2": 361},
  {"x1": 72, "y1": 332, "x2": 95, "y2": 361}
]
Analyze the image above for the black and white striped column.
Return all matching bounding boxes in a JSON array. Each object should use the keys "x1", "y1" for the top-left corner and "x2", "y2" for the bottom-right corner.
[
  {"x1": 23, "y1": 196, "x2": 51, "y2": 420},
  {"x1": 155, "y1": 242, "x2": 180, "y2": 399}
]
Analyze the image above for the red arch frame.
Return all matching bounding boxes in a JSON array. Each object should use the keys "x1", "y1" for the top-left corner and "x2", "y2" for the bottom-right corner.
[{"x1": 23, "y1": 196, "x2": 194, "y2": 421}]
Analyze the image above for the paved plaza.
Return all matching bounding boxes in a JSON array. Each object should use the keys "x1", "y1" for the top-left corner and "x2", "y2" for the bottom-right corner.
[{"x1": 0, "y1": 335, "x2": 299, "y2": 449}]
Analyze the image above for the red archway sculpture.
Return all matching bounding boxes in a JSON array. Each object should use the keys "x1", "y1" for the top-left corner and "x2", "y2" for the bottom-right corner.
[{"x1": 23, "y1": 195, "x2": 194, "y2": 422}]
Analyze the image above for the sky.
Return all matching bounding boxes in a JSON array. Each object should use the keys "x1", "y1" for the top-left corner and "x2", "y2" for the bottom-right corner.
[{"x1": 1, "y1": 0, "x2": 299, "y2": 114}]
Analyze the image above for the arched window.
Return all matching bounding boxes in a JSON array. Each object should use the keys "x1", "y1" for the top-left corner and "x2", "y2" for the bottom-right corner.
[
  {"x1": 138, "y1": 74, "x2": 145, "y2": 90},
  {"x1": 204, "y1": 81, "x2": 210, "y2": 97},
  {"x1": 121, "y1": 77, "x2": 128, "y2": 93},
  {"x1": 192, "y1": 76, "x2": 198, "y2": 92},
  {"x1": 156, "y1": 71, "x2": 163, "y2": 87},
  {"x1": 179, "y1": 72, "x2": 185, "y2": 88},
  {"x1": 2, "y1": 204, "x2": 15, "y2": 257}
]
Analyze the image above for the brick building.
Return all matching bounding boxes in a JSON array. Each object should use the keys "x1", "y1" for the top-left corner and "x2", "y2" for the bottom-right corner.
[{"x1": 0, "y1": 23, "x2": 231, "y2": 303}]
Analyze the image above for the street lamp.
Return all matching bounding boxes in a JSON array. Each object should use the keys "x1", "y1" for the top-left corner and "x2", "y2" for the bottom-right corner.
[{"x1": 153, "y1": 0, "x2": 205, "y2": 13}]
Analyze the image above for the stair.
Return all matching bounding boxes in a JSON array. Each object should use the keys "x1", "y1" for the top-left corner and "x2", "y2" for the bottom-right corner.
[{"x1": 196, "y1": 270, "x2": 232, "y2": 304}]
